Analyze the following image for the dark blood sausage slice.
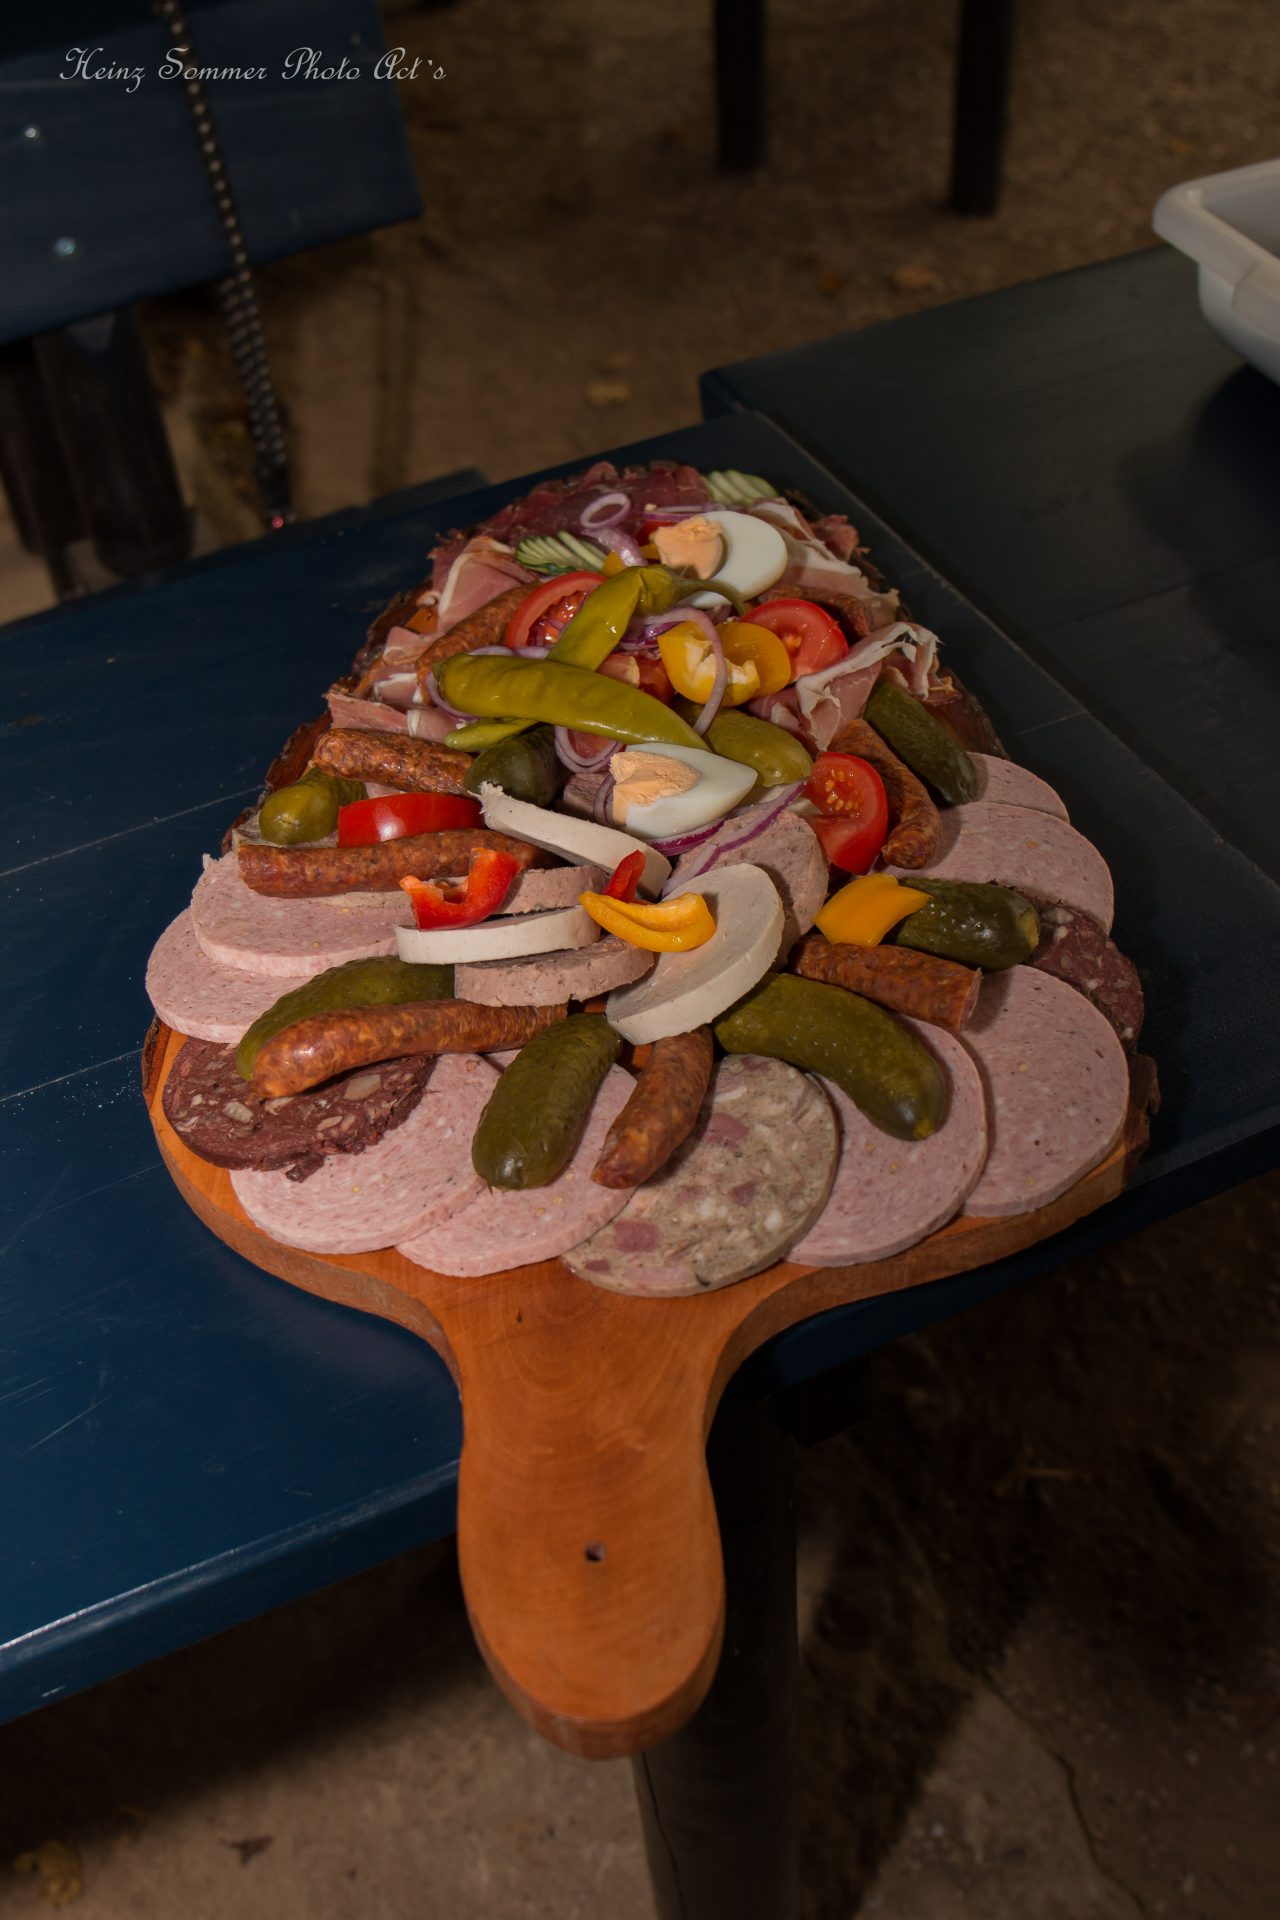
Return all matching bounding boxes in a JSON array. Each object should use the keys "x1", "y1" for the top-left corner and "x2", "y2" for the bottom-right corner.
[
  {"x1": 791, "y1": 934, "x2": 980, "y2": 1034},
  {"x1": 1024, "y1": 894, "x2": 1145, "y2": 1048},
  {"x1": 251, "y1": 997, "x2": 568, "y2": 1098},
  {"x1": 922, "y1": 673, "x2": 1007, "y2": 758},
  {"x1": 830, "y1": 716, "x2": 940, "y2": 868},
  {"x1": 592, "y1": 1028, "x2": 714, "y2": 1189},
  {"x1": 415, "y1": 583, "x2": 531, "y2": 687},
  {"x1": 310, "y1": 728, "x2": 471, "y2": 795},
  {"x1": 237, "y1": 828, "x2": 542, "y2": 898},
  {"x1": 162, "y1": 1037, "x2": 433, "y2": 1176}
]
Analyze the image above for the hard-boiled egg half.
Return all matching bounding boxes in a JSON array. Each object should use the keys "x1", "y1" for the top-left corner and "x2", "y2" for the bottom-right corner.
[
  {"x1": 608, "y1": 743, "x2": 755, "y2": 841},
  {"x1": 653, "y1": 508, "x2": 789, "y2": 602}
]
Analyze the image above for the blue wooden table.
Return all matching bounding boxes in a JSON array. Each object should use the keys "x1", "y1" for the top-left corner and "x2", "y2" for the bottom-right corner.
[{"x1": 4, "y1": 365, "x2": 1280, "y2": 1910}]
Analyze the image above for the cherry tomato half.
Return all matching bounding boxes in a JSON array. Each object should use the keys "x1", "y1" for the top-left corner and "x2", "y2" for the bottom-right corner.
[
  {"x1": 599, "y1": 650, "x2": 674, "y2": 704},
  {"x1": 505, "y1": 571, "x2": 604, "y2": 651},
  {"x1": 337, "y1": 791, "x2": 481, "y2": 846},
  {"x1": 803, "y1": 751, "x2": 888, "y2": 874},
  {"x1": 749, "y1": 598, "x2": 849, "y2": 679}
]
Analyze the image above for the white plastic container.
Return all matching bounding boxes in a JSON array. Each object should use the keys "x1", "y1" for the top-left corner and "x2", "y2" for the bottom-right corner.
[{"x1": 1154, "y1": 158, "x2": 1280, "y2": 383}]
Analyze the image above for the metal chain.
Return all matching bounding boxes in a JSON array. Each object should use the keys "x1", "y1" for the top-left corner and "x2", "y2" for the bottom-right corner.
[{"x1": 153, "y1": 0, "x2": 295, "y2": 527}]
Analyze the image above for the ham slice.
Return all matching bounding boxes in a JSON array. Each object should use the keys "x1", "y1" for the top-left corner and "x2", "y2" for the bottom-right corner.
[{"x1": 434, "y1": 536, "x2": 533, "y2": 634}]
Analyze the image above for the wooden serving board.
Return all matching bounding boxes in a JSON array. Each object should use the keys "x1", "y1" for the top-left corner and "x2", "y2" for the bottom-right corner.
[{"x1": 144, "y1": 1020, "x2": 1142, "y2": 1759}]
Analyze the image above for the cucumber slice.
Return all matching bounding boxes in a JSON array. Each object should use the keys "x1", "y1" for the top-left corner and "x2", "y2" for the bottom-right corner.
[
  {"x1": 514, "y1": 532, "x2": 607, "y2": 575},
  {"x1": 704, "y1": 469, "x2": 776, "y2": 505}
]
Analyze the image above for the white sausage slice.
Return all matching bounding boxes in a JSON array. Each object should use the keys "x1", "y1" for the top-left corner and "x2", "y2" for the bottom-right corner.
[{"x1": 605, "y1": 864, "x2": 784, "y2": 1045}]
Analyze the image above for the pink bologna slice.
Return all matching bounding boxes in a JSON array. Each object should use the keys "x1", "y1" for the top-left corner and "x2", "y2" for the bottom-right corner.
[
  {"x1": 397, "y1": 1066, "x2": 635, "y2": 1276},
  {"x1": 890, "y1": 800, "x2": 1112, "y2": 930},
  {"x1": 147, "y1": 909, "x2": 315, "y2": 1043},
  {"x1": 231, "y1": 1052, "x2": 499, "y2": 1253},
  {"x1": 190, "y1": 853, "x2": 409, "y2": 977},
  {"x1": 960, "y1": 968, "x2": 1128, "y2": 1218},
  {"x1": 970, "y1": 753, "x2": 1068, "y2": 820},
  {"x1": 791, "y1": 1023, "x2": 988, "y2": 1265}
]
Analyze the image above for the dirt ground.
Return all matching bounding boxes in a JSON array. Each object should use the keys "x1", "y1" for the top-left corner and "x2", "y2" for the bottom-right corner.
[{"x1": 3, "y1": 0, "x2": 1279, "y2": 1914}]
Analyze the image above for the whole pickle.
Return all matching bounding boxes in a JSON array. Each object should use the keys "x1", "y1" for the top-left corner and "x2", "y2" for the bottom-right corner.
[
  {"x1": 463, "y1": 723, "x2": 563, "y2": 807},
  {"x1": 674, "y1": 701, "x2": 813, "y2": 787},
  {"x1": 258, "y1": 769, "x2": 368, "y2": 846},
  {"x1": 471, "y1": 1012, "x2": 622, "y2": 1189},
  {"x1": 235, "y1": 956, "x2": 453, "y2": 1080}
]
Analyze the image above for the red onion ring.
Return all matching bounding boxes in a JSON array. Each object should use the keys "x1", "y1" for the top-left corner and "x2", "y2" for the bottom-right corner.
[
  {"x1": 663, "y1": 783, "x2": 805, "y2": 890},
  {"x1": 592, "y1": 770, "x2": 617, "y2": 826},
  {"x1": 635, "y1": 503, "x2": 714, "y2": 522},
  {"x1": 553, "y1": 726, "x2": 615, "y2": 774},
  {"x1": 579, "y1": 490, "x2": 630, "y2": 532},
  {"x1": 595, "y1": 526, "x2": 647, "y2": 567}
]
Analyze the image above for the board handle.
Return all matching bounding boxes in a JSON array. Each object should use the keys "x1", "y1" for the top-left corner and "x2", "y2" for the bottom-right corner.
[{"x1": 446, "y1": 1279, "x2": 729, "y2": 1759}]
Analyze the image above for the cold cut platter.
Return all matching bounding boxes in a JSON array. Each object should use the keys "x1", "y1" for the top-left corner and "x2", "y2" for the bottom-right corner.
[{"x1": 144, "y1": 459, "x2": 1154, "y2": 1755}]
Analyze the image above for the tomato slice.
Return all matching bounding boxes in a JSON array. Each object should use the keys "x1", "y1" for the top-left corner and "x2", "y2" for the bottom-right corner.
[
  {"x1": 749, "y1": 598, "x2": 849, "y2": 679},
  {"x1": 337, "y1": 791, "x2": 481, "y2": 845},
  {"x1": 505, "y1": 572, "x2": 604, "y2": 651},
  {"x1": 598, "y1": 650, "x2": 674, "y2": 704},
  {"x1": 803, "y1": 751, "x2": 888, "y2": 874}
]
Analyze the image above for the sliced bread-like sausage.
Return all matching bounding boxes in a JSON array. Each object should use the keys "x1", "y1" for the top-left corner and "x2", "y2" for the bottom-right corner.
[
  {"x1": 191, "y1": 854, "x2": 406, "y2": 977},
  {"x1": 147, "y1": 908, "x2": 319, "y2": 1042},
  {"x1": 970, "y1": 753, "x2": 1068, "y2": 819},
  {"x1": 889, "y1": 800, "x2": 1114, "y2": 931}
]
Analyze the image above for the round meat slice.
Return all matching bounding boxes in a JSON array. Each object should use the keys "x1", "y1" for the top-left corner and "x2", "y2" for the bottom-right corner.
[
  {"x1": 232, "y1": 1052, "x2": 498, "y2": 1252},
  {"x1": 398, "y1": 1066, "x2": 635, "y2": 1276},
  {"x1": 960, "y1": 968, "x2": 1128, "y2": 1218},
  {"x1": 191, "y1": 852, "x2": 408, "y2": 977},
  {"x1": 456, "y1": 936, "x2": 653, "y2": 1006},
  {"x1": 673, "y1": 806, "x2": 828, "y2": 954},
  {"x1": 970, "y1": 753, "x2": 1068, "y2": 820},
  {"x1": 890, "y1": 800, "x2": 1113, "y2": 930},
  {"x1": 1024, "y1": 896, "x2": 1144, "y2": 1047},
  {"x1": 790, "y1": 1025, "x2": 987, "y2": 1266},
  {"x1": 147, "y1": 909, "x2": 317, "y2": 1043},
  {"x1": 565, "y1": 1056, "x2": 838, "y2": 1296},
  {"x1": 162, "y1": 1037, "x2": 434, "y2": 1174},
  {"x1": 501, "y1": 862, "x2": 608, "y2": 912}
]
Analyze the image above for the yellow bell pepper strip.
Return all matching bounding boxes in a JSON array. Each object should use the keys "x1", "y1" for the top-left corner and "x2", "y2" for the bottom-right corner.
[
  {"x1": 658, "y1": 620, "x2": 760, "y2": 707},
  {"x1": 815, "y1": 873, "x2": 932, "y2": 947},
  {"x1": 578, "y1": 887, "x2": 716, "y2": 953},
  {"x1": 718, "y1": 621, "x2": 793, "y2": 697},
  {"x1": 439, "y1": 653, "x2": 703, "y2": 750}
]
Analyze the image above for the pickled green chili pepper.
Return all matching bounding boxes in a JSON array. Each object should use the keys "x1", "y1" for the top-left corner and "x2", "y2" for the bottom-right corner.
[{"x1": 438, "y1": 653, "x2": 702, "y2": 750}]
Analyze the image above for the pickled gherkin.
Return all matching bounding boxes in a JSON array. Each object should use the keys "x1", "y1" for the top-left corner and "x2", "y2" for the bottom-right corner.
[
  {"x1": 462, "y1": 724, "x2": 563, "y2": 807},
  {"x1": 235, "y1": 957, "x2": 453, "y2": 1080},
  {"x1": 257, "y1": 768, "x2": 368, "y2": 847},
  {"x1": 471, "y1": 1013, "x2": 621, "y2": 1189}
]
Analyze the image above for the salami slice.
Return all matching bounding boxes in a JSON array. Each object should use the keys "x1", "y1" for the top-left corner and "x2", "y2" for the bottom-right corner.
[
  {"x1": 970, "y1": 753, "x2": 1068, "y2": 820},
  {"x1": 565, "y1": 1057, "x2": 838, "y2": 1296},
  {"x1": 231, "y1": 1053, "x2": 498, "y2": 1252},
  {"x1": 891, "y1": 800, "x2": 1113, "y2": 930},
  {"x1": 960, "y1": 969, "x2": 1128, "y2": 1218},
  {"x1": 147, "y1": 909, "x2": 316, "y2": 1043},
  {"x1": 790, "y1": 1025, "x2": 987, "y2": 1266},
  {"x1": 190, "y1": 853, "x2": 407, "y2": 977},
  {"x1": 398, "y1": 1066, "x2": 635, "y2": 1275}
]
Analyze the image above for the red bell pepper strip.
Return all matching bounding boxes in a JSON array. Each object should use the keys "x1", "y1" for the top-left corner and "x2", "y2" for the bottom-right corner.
[
  {"x1": 399, "y1": 848, "x2": 521, "y2": 929},
  {"x1": 604, "y1": 850, "x2": 646, "y2": 902},
  {"x1": 338, "y1": 791, "x2": 481, "y2": 846}
]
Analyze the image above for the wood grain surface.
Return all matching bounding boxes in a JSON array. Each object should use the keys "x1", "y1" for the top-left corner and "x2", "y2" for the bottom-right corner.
[{"x1": 145, "y1": 1021, "x2": 1138, "y2": 1759}]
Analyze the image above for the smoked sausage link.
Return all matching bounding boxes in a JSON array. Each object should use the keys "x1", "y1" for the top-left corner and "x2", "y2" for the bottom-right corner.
[
  {"x1": 251, "y1": 998, "x2": 568, "y2": 1098},
  {"x1": 415, "y1": 584, "x2": 532, "y2": 688},
  {"x1": 310, "y1": 728, "x2": 472, "y2": 794},
  {"x1": 791, "y1": 934, "x2": 980, "y2": 1034},
  {"x1": 237, "y1": 828, "x2": 542, "y2": 898},
  {"x1": 592, "y1": 1028, "x2": 714, "y2": 1189},
  {"x1": 830, "y1": 717, "x2": 940, "y2": 868}
]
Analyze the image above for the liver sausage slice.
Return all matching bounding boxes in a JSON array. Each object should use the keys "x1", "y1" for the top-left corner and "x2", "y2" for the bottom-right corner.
[
  {"x1": 790, "y1": 1024, "x2": 987, "y2": 1266},
  {"x1": 232, "y1": 1053, "x2": 498, "y2": 1252},
  {"x1": 455, "y1": 936, "x2": 653, "y2": 1007},
  {"x1": 960, "y1": 968, "x2": 1128, "y2": 1218},
  {"x1": 147, "y1": 909, "x2": 317, "y2": 1043},
  {"x1": 191, "y1": 852, "x2": 408, "y2": 977},
  {"x1": 565, "y1": 1056, "x2": 838, "y2": 1295},
  {"x1": 970, "y1": 753, "x2": 1068, "y2": 820},
  {"x1": 672, "y1": 806, "x2": 828, "y2": 955},
  {"x1": 397, "y1": 1065, "x2": 635, "y2": 1276},
  {"x1": 890, "y1": 800, "x2": 1113, "y2": 931}
]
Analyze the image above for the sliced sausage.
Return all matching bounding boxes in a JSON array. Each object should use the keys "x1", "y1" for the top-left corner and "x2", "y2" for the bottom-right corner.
[
  {"x1": 960, "y1": 968, "x2": 1129, "y2": 1218},
  {"x1": 147, "y1": 908, "x2": 319, "y2": 1043},
  {"x1": 232, "y1": 1053, "x2": 498, "y2": 1252},
  {"x1": 790, "y1": 1024, "x2": 988, "y2": 1265},
  {"x1": 889, "y1": 800, "x2": 1114, "y2": 931},
  {"x1": 830, "y1": 716, "x2": 939, "y2": 868},
  {"x1": 790, "y1": 934, "x2": 980, "y2": 1033},
  {"x1": 310, "y1": 728, "x2": 471, "y2": 794},
  {"x1": 191, "y1": 854, "x2": 406, "y2": 976},
  {"x1": 922, "y1": 674, "x2": 1007, "y2": 757},
  {"x1": 970, "y1": 752, "x2": 1068, "y2": 819},
  {"x1": 397, "y1": 1066, "x2": 636, "y2": 1276},
  {"x1": 592, "y1": 1028, "x2": 714, "y2": 1188},
  {"x1": 565, "y1": 1056, "x2": 838, "y2": 1295},
  {"x1": 162, "y1": 1038, "x2": 434, "y2": 1175},
  {"x1": 251, "y1": 998, "x2": 568, "y2": 1098},
  {"x1": 672, "y1": 806, "x2": 828, "y2": 954},
  {"x1": 414, "y1": 583, "x2": 531, "y2": 687},
  {"x1": 501, "y1": 862, "x2": 609, "y2": 912},
  {"x1": 1024, "y1": 895, "x2": 1144, "y2": 1047},
  {"x1": 236, "y1": 828, "x2": 541, "y2": 898},
  {"x1": 456, "y1": 936, "x2": 653, "y2": 1007}
]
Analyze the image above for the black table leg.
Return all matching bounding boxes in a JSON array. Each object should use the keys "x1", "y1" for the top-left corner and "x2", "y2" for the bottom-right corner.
[
  {"x1": 631, "y1": 1396, "x2": 798, "y2": 1920},
  {"x1": 714, "y1": 0, "x2": 767, "y2": 171},
  {"x1": 950, "y1": 0, "x2": 1017, "y2": 215}
]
